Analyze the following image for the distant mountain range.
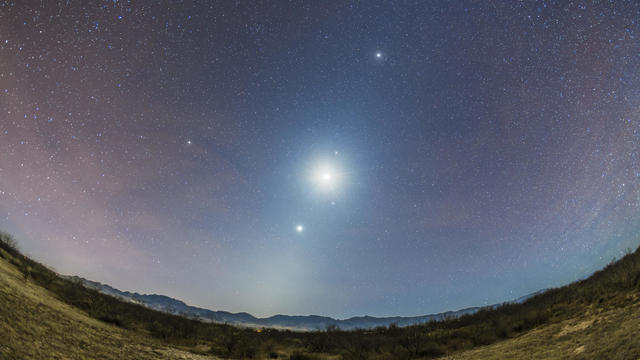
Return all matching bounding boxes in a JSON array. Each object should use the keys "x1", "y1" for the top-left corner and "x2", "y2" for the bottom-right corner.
[{"x1": 65, "y1": 275, "x2": 546, "y2": 331}]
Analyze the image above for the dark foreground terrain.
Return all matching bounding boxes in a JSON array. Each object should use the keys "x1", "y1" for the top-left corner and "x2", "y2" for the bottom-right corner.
[{"x1": 1, "y1": 232, "x2": 639, "y2": 359}]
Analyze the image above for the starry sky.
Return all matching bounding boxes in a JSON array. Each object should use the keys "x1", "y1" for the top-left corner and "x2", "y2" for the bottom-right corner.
[{"x1": 1, "y1": 1, "x2": 640, "y2": 319}]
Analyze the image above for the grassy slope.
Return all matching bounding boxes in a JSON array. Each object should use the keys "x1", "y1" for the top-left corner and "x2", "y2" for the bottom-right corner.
[
  {"x1": 441, "y1": 293, "x2": 640, "y2": 360},
  {"x1": 0, "y1": 252, "x2": 217, "y2": 360},
  {"x1": 1, "y1": 227, "x2": 639, "y2": 359}
]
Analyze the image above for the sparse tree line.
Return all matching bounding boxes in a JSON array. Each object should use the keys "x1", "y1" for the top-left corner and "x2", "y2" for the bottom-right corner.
[{"x1": 1, "y1": 230, "x2": 639, "y2": 359}]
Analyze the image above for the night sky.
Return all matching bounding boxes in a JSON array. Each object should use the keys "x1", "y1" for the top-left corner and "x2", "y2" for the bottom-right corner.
[{"x1": 1, "y1": 1, "x2": 640, "y2": 319}]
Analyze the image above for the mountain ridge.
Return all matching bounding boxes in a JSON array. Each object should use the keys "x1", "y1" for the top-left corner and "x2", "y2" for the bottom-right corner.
[{"x1": 65, "y1": 275, "x2": 546, "y2": 331}]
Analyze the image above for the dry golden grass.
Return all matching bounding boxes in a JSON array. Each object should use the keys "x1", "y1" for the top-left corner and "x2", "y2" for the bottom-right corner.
[
  {"x1": 0, "y1": 255, "x2": 218, "y2": 360},
  {"x1": 439, "y1": 294, "x2": 640, "y2": 360}
]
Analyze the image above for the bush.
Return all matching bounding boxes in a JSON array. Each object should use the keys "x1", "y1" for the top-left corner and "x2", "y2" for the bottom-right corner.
[
  {"x1": 99, "y1": 315, "x2": 123, "y2": 327},
  {"x1": 0, "y1": 231, "x2": 18, "y2": 253},
  {"x1": 290, "y1": 352, "x2": 323, "y2": 360}
]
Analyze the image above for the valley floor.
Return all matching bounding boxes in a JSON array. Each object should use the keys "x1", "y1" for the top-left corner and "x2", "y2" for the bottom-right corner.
[{"x1": 0, "y1": 256, "x2": 217, "y2": 360}]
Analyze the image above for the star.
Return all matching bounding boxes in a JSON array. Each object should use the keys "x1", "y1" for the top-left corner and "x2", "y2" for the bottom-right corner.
[
  {"x1": 296, "y1": 225, "x2": 304, "y2": 233},
  {"x1": 186, "y1": 140, "x2": 192, "y2": 145},
  {"x1": 375, "y1": 52, "x2": 382, "y2": 59}
]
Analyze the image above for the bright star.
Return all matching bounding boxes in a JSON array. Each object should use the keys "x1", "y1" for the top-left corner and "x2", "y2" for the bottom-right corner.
[
  {"x1": 376, "y1": 52, "x2": 382, "y2": 58},
  {"x1": 296, "y1": 225, "x2": 304, "y2": 232},
  {"x1": 186, "y1": 140, "x2": 192, "y2": 145}
]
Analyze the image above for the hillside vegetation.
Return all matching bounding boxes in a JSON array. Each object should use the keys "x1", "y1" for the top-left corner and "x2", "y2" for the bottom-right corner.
[
  {"x1": 0, "y1": 241, "x2": 216, "y2": 359},
  {"x1": 1, "y1": 231, "x2": 639, "y2": 359},
  {"x1": 441, "y1": 297, "x2": 640, "y2": 359}
]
